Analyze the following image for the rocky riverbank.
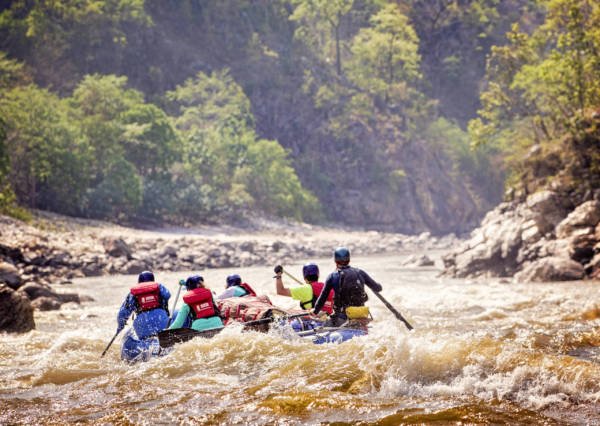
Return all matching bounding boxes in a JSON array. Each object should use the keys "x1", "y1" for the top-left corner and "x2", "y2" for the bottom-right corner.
[
  {"x1": 442, "y1": 190, "x2": 600, "y2": 282},
  {"x1": 1, "y1": 211, "x2": 456, "y2": 332}
]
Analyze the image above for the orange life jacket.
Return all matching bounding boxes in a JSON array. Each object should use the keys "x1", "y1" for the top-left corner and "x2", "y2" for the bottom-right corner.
[
  {"x1": 130, "y1": 282, "x2": 161, "y2": 312},
  {"x1": 183, "y1": 288, "x2": 217, "y2": 319}
]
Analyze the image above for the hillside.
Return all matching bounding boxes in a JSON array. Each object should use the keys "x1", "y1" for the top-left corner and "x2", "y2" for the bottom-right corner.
[{"x1": 0, "y1": 0, "x2": 530, "y2": 234}]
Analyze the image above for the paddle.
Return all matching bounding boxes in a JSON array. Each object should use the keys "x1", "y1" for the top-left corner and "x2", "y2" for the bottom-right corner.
[
  {"x1": 369, "y1": 288, "x2": 413, "y2": 331},
  {"x1": 282, "y1": 267, "x2": 305, "y2": 286},
  {"x1": 169, "y1": 279, "x2": 185, "y2": 322},
  {"x1": 284, "y1": 266, "x2": 412, "y2": 330},
  {"x1": 100, "y1": 328, "x2": 122, "y2": 358}
]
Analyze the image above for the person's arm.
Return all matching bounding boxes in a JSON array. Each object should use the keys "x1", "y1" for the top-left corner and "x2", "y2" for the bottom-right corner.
[
  {"x1": 275, "y1": 275, "x2": 291, "y2": 297},
  {"x1": 217, "y1": 287, "x2": 237, "y2": 300},
  {"x1": 159, "y1": 284, "x2": 171, "y2": 313},
  {"x1": 168, "y1": 304, "x2": 191, "y2": 329},
  {"x1": 359, "y1": 269, "x2": 382, "y2": 292},
  {"x1": 160, "y1": 284, "x2": 171, "y2": 301},
  {"x1": 117, "y1": 295, "x2": 134, "y2": 332},
  {"x1": 313, "y1": 273, "x2": 335, "y2": 314}
]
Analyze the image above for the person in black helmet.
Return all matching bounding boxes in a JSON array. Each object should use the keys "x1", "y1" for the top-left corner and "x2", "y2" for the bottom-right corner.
[
  {"x1": 273, "y1": 263, "x2": 333, "y2": 313},
  {"x1": 312, "y1": 247, "x2": 382, "y2": 327},
  {"x1": 216, "y1": 274, "x2": 258, "y2": 299},
  {"x1": 168, "y1": 275, "x2": 223, "y2": 332},
  {"x1": 116, "y1": 270, "x2": 171, "y2": 339}
]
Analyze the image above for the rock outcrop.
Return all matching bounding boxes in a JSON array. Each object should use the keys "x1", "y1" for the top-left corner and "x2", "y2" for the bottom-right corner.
[
  {"x1": 0, "y1": 284, "x2": 35, "y2": 333},
  {"x1": 443, "y1": 193, "x2": 600, "y2": 282}
]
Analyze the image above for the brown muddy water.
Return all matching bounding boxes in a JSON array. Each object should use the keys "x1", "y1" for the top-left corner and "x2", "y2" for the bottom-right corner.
[{"x1": 2, "y1": 254, "x2": 600, "y2": 425}]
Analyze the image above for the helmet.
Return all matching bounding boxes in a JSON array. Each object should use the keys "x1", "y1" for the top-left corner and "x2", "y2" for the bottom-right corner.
[
  {"x1": 334, "y1": 247, "x2": 350, "y2": 263},
  {"x1": 302, "y1": 263, "x2": 319, "y2": 279},
  {"x1": 226, "y1": 274, "x2": 242, "y2": 288},
  {"x1": 138, "y1": 270, "x2": 155, "y2": 283},
  {"x1": 185, "y1": 275, "x2": 204, "y2": 290}
]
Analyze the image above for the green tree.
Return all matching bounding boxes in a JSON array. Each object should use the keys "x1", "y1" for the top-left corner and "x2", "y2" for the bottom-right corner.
[
  {"x1": 87, "y1": 157, "x2": 143, "y2": 219},
  {"x1": 347, "y1": 4, "x2": 422, "y2": 107},
  {"x1": 0, "y1": 0, "x2": 151, "y2": 91},
  {"x1": 121, "y1": 103, "x2": 181, "y2": 177},
  {"x1": 71, "y1": 73, "x2": 179, "y2": 220},
  {"x1": 290, "y1": 0, "x2": 355, "y2": 76},
  {"x1": 0, "y1": 85, "x2": 90, "y2": 214},
  {"x1": 235, "y1": 138, "x2": 321, "y2": 220},
  {"x1": 471, "y1": 0, "x2": 600, "y2": 147},
  {"x1": 169, "y1": 69, "x2": 320, "y2": 220}
]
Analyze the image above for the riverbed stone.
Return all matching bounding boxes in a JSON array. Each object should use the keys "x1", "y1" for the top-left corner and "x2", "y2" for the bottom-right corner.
[
  {"x1": 516, "y1": 257, "x2": 585, "y2": 282},
  {"x1": 18, "y1": 283, "x2": 58, "y2": 300},
  {"x1": 0, "y1": 261, "x2": 22, "y2": 289},
  {"x1": 82, "y1": 262, "x2": 104, "y2": 277},
  {"x1": 102, "y1": 237, "x2": 132, "y2": 259},
  {"x1": 0, "y1": 284, "x2": 35, "y2": 332},
  {"x1": 31, "y1": 296, "x2": 62, "y2": 311},
  {"x1": 124, "y1": 259, "x2": 149, "y2": 274}
]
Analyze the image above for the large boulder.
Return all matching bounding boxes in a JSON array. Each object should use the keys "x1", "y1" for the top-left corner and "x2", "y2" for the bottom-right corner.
[
  {"x1": 526, "y1": 190, "x2": 571, "y2": 234},
  {"x1": 18, "y1": 282, "x2": 57, "y2": 300},
  {"x1": 31, "y1": 296, "x2": 62, "y2": 311},
  {"x1": 0, "y1": 261, "x2": 21, "y2": 289},
  {"x1": 102, "y1": 237, "x2": 132, "y2": 259},
  {"x1": 556, "y1": 200, "x2": 600, "y2": 238},
  {"x1": 515, "y1": 257, "x2": 585, "y2": 282},
  {"x1": 0, "y1": 284, "x2": 35, "y2": 332}
]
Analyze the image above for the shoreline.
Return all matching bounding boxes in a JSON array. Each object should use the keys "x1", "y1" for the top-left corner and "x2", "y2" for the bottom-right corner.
[{"x1": 0, "y1": 211, "x2": 456, "y2": 331}]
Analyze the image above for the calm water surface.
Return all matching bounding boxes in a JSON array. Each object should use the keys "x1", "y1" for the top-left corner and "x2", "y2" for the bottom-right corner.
[{"x1": 2, "y1": 253, "x2": 600, "y2": 425}]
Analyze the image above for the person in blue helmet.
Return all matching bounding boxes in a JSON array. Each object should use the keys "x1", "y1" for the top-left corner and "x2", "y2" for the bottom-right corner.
[
  {"x1": 117, "y1": 270, "x2": 171, "y2": 339},
  {"x1": 168, "y1": 275, "x2": 223, "y2": 332},
  {"x1": 273, "y1": 263, "x2": 334, "y2": 313},
  {"x1": 216, "y1": 274, "x2": 258, "y2": 300},
  {"x1": 312, "y1": 247, "x2": 382, "y2": 327}
]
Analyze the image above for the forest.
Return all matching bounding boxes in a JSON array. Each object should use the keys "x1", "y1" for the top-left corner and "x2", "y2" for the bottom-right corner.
[{"x1": 1, "y1": 0, "x2": 598, "y2": 234}]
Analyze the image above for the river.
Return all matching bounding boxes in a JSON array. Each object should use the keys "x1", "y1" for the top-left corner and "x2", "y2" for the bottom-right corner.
[{"x1": 1, "y1": 253, "x2": 600, "y2": 424}]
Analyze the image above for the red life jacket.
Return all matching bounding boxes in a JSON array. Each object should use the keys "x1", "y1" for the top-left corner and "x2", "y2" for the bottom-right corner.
[
  {"x1": 239, "y1": 282, "x2": 257, "y2": 297},
  {"x1": 130, "y1": 282, "x2": 161, "y2": 312},
  {"x1": 310, "y1": 281, "x2": 333, "y2": 314},
  {"x1": 183, "y1": 288, "x2": 216, "y2": 319}
]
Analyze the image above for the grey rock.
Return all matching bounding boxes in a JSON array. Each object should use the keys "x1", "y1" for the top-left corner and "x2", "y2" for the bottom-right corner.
[
  {"x1": 516, "y1": 257, "x2": 585, "y2": 282},
  {"x1": 526, "y1": 190, "x2": 570, "y2": 234},
  {"x1": 124, "y1": 259, "x2": 149, "y2": 274},
  {"x1": 31, "y1": 296, "x2": 62, "y2": 311},
  {"x1": 240, "y1": 241, "x2": 255, "y2": 252},
  {"x1": 0, "y1": 261, "x2": 22, "y2": 289},
  {"x1": 0, "y1": 284, "x2": 35, "y2": 332},
  {"x1": 82, "y1": 262, "x2": 104, "y2": 277},
  {"x1": 102, "y1": 237, "x2": 132, "y2": 259},
  {"x1": 556, "y1": 200, "x2": 600, "y2": 238},
  {"x1": 161, "y1": 245, "x2": 178, "y2": 258},
  {"x1": 18, "y1": 283, "x2": 56, "y2": 300}
]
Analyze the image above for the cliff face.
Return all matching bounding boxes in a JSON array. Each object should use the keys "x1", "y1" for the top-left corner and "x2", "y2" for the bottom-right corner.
[
  {"x1": 443, "y1": 122, "x2": 600, "y2": 281},
  {"x1": 326, "y1": 137, "x2": 484, "y2": 235}
]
